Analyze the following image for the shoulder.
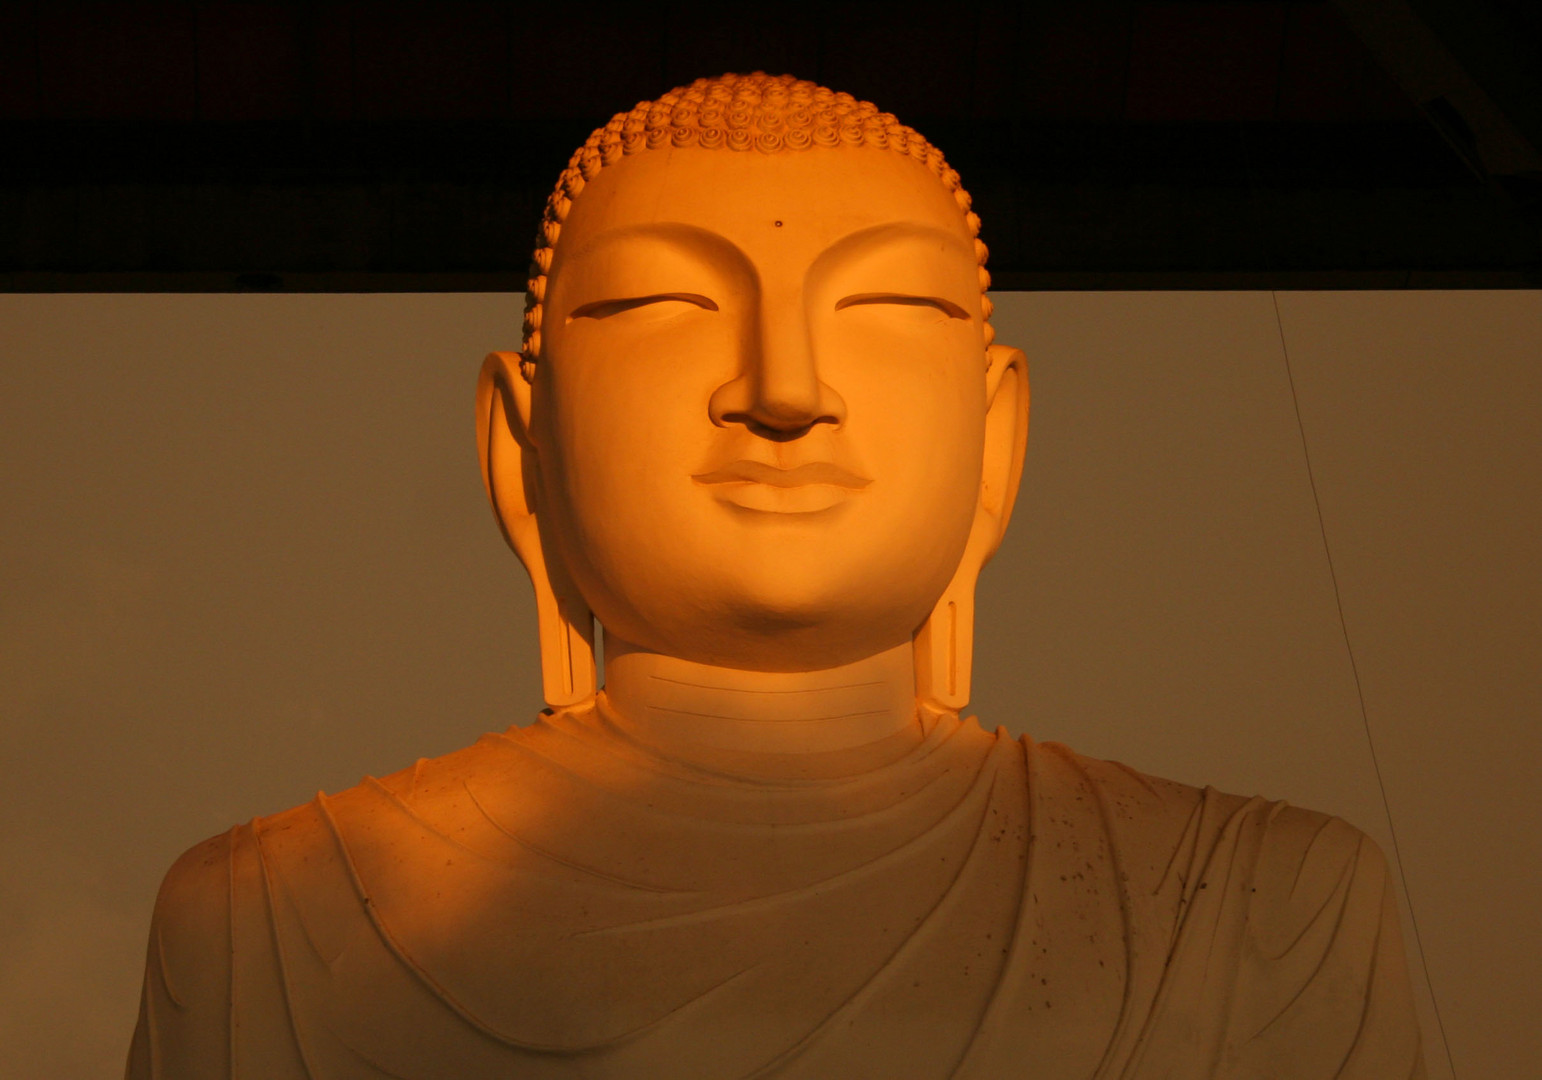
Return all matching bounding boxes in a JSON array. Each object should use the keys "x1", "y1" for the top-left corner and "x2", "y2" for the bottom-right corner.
[
  {"x1": 1246, "y1": 802, "x2": 1398, "y2": 949},
  {"x1": 150, "y1": 828, "x2": 236, "y2": 989},
  {"x1": 1023, "y1": 738, "x2": 1210, "y2": 848},
  {"x1": 1211, "y1": 804, "x2": 1420, "y2": 1071},
  {"x1": 370, "y1": 731, "x2": 517, "y2": 803},
  {"x1": 148, "y1": 808, "x2": 303, "y2": 979},
  {"x1": 134, "y1": 826, "x2": 241, "y2": 1069},
  {"x1": 1037, "y1": 741, "x2": 1212, "y2": 815},
  {"x1": 156, "y1": 827, "x2": 234, "y2": 914},
  {"x1": 976, "y1": 734, "x2": 1424, "y2": 1070},
  {"x1": 147, "y1": 790, "x2": 354, "y2": 999},
  {"x1": 1018, "y1": 738, "x2": 1394, "y2": 900},
  {"x1": 135, "y1": 734, "x2": 528, "y2": 1069}
]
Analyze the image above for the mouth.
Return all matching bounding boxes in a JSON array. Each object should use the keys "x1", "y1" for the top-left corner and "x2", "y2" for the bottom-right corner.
[
  {"x1": 692, "y1": 460, "x2": 871, "y2": 489},
  {"x1": 692, "y1": 460, "x2": 871, "y2": 514}
]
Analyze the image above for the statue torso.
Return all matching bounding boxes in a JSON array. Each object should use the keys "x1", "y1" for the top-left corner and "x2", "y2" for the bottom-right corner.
[{"x1": 129, "y1": 708, "x2": 1423, "y2": 1079}]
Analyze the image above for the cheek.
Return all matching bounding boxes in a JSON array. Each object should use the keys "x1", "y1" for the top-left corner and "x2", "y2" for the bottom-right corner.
[
  {"x1": 542, "y1": 326, "x2": 723, "y2": 492},
  {"x1": 831, "y1": 326, "x2": 988, "y2": 507},
  {"x1": 532, "y1": 312, "x2": 987, "y2": 635},
  {"x1": 535, "y1": 358, "x2": 722, "y2": 597},
  {"x1": 822, "y1": 307, "x2": 984, "y2": 400}
]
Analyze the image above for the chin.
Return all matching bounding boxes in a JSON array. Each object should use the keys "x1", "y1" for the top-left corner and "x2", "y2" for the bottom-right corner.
[
  {"x1": 683, "y1": 620, "x2": 900, "y2": 673},
  {"x1": 722, "y1": 555, "x2": 868, "y2": 622},
  {"x1": 701, "y1": 581, "x2": 924, "y2": 670}
]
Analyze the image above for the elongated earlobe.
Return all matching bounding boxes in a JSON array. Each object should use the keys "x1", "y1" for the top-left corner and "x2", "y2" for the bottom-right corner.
[
  {"x1": 914, "y1": 575, "x2": 975, "y2": 711},
  {"x1": 914, "y1": 343, "x2": 1029, "y2": 712},
  {"x1": 477, "y1": 352, "x2": 597, "y2": 709},
  {"x1": 515, "y1": 527, "x2": 597, "y2": 709}
]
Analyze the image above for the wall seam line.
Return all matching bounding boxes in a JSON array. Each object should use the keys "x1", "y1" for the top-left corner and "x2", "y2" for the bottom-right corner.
[{"x1": 1269, "y1": 290, "x2": 1457, "y2": 1079}]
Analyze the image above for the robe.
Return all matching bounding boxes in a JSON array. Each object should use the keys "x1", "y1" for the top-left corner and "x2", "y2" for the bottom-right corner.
[{"x1": 127, "y1": 705, "x2": 1426, "y2": 1079}]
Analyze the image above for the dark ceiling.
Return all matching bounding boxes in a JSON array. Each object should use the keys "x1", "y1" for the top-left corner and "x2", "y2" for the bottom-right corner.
[{"x1": 2, "y1": 0, "x2": 1538, "y2": 290}]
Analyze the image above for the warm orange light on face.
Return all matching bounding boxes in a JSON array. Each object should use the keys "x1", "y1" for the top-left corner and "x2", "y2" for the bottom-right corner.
[
  {"x1": 517, "y1": 72, "x2": 998, "y2": 384},
  {"x1": 518, "y1": 145, "x2": 1005, "y2": 680}
]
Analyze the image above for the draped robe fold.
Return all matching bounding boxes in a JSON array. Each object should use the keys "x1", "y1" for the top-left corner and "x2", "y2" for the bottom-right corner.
[{"x1": 128, "y1": 707, "x2": 1425, "y2": 1079}]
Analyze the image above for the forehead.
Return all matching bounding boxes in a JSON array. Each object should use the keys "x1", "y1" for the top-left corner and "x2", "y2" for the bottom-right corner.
[{"x1": 554, "y1": 146, "x2": 973, "y2": 264}]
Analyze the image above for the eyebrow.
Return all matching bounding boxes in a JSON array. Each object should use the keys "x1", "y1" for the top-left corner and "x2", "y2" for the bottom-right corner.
[
  {"x1": 810, "y1": 221, "x2": 977, "y2": 270},
  {"x1": 561, "y1": 222, "x2": 748, "y2": 273},
  {"x1": 562, "y1": 220, "x2": 975, "y2": 274}
]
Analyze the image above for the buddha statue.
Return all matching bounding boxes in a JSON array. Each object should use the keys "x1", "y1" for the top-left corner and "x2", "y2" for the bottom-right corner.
[{"x1": 127, "y1": 73, "x2": 1425, "y2": 1079}]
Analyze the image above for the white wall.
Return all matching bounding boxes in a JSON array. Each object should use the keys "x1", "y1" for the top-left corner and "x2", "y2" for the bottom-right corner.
[
  {"x1": 979, "y1": 291, "x2": 1541, "y2": 1079},
  {"x1": 0, "y1": 292, "x2": 1535, "y2": 1077}
]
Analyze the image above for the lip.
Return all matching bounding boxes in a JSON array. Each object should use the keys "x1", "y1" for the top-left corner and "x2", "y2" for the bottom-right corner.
[
  {"x1": 692, "y1": 460, "x2": 871, "y2": 514},
  {"x1": 692, "y1": 460, "x2": 871, "y2": 489}
]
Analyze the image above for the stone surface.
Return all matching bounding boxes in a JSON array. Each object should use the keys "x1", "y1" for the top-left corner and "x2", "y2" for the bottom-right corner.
[{"x1": 127, "y1": 74, "x2": 1425, "y2": 1078}]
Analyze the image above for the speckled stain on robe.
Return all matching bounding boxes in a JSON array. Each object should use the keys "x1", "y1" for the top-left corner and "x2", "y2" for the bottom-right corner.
[{"x1": 127, "y1": 706, "x2": 1426, "y2": 1079}]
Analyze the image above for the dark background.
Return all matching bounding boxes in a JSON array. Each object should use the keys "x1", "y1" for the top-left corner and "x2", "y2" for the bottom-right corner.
[{"x1": 2, "y1": 0, "x2": 1539, "y2": 291}]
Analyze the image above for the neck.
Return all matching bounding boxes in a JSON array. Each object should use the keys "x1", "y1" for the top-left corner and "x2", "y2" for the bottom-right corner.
[{"x1": 599, "y1": 636, "x2": 924, "y2": 759}]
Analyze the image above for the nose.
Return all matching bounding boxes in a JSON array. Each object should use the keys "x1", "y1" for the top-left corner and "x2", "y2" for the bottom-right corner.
[{"x1": 708, "y1": 294, "x2": 846, "y2": 437}]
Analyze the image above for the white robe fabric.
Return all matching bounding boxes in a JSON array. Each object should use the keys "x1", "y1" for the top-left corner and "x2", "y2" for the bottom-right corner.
[{"x1": 128, "y1": 706, "x2": 1425, "y2": 1078}]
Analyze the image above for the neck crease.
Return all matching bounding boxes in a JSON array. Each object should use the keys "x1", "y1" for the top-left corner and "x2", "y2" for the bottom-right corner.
[{"x1": 599, "y1": 637, "x2": 924, "y2": 766}]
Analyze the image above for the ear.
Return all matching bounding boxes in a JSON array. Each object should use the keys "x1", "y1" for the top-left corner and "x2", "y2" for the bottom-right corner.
[
  {"x1": 914, "y1": 343, "x2": 1029, "y2": 711},
  {"x1": 476, "y1": 352, "x2": 597, "y2": 708},
  {"x1": 976, "y1": 342, "x2": 1031, "y2": 562}
]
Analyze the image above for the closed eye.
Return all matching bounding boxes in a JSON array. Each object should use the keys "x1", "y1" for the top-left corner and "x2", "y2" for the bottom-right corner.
[
  {"x1": 835, "y1": 293, "x2": 970, "y2": 319},
  {"x1": 567, "y1": 293, "x2": 719, "y2": 322}
]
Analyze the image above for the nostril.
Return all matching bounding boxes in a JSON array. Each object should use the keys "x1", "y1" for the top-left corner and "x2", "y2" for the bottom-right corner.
[
  {"x1": 721, "y1": 411, "x2": 823, "y2": 440},
  {"x1": 708, "y1": 370, "x2": 846, "y2": 434},
  {"x1": 765, "y1": 421, "x2": 815, "y2": 440}
]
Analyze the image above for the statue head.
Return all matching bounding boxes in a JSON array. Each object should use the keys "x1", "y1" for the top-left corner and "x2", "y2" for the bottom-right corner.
[{"x1": 477, "y1": 73, "x2": 1029, "y2": 711}]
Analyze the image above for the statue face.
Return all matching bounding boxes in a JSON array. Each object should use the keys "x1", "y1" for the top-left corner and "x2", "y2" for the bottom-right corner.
[{"x1": 532, "y1": 146, "x2": 990, "y2": 671}]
